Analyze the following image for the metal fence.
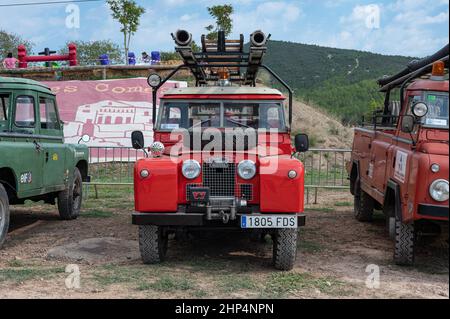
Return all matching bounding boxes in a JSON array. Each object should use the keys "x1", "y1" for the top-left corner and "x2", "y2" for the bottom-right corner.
[
  {"x1": 298, "y1": 148, "x2": 352, "y2": 204},
  {"x1": 88, "y1": 147, "x2": 144, "y2": 185},
  {"x1": 86, "y1": 146, "x2": 352, "y2": 202}
]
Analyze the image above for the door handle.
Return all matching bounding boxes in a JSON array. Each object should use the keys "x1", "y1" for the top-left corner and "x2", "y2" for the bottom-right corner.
[
  {"x1": 45, "y1": 152, "x2": 49, "y2": 162},
  {"x1": 33, "y1": 141, "x2": 42, "y2": 153}
]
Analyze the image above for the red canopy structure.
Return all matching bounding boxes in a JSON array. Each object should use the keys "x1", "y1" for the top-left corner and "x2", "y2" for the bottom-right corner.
[{"x1": 18, "y1": 43, "x2": 77, "y2": 68}]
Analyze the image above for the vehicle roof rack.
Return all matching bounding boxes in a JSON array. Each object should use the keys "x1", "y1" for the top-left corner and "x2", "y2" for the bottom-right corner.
[
  {"x1": 172, "y1": 30, "x2": 270, "y2": 86},
  {"x1": 149, "y1": 30, "x2": 294, "y2": 128},
  {"x1": 378, "y1": 44, "x2": 449, "y2": 91},
  {"x1": 378, "y1": 46, "x2": 449, "y2": 118}
]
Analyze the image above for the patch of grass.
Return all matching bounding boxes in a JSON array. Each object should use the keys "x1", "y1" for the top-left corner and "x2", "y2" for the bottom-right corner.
[
  {"x1": 184, "y1": 257, "x2": 239, "y2": 273},
  {"x1": 81, "y1": 210, "x2": 114, "y2": 218},
  {"x1": 298, "y1": 240, "x2": 324, "y2": 253},
  {"x1": 334, "y1": 201, "x2": 352, "y2": 207},
  {"x1": 0, "y1": 267, "x2": 64, "y2": 283},
  {"x1": 92, "y1": 264, "x2": 162, "y2": 286},
  {"x1": 137, "y1": 275, "x2": 194, "y2": 292},
  {"x1": 263, "y1": 272, "x2": 349, "y2": 298},
  {"x1": 191, "y1": 289, "x2": 208, "y2": 298},
  {"x1": 217, "y1": 274, "x2": 257, "y2": 293},
  {"x1": 7, "y1": 259, "x2": 25, "y2": 267}
]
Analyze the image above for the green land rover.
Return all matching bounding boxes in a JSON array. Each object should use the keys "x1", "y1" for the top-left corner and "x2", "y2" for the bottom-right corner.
[{"x1": 0, "y1": 77, "x2": 89, "y2": 248}]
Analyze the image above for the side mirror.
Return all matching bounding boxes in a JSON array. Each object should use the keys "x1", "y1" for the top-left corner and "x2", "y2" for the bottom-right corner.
[
  {"x1": 78, "y1": 134, "x2": 90, "y2": 144},
  {"x1": 294, "y1": 134, "x2": 309, "y2": 153},
  {"x1": 401, "y1": 115, "x2": 415, "y2": 133},
  {"x1": 131, "y1": 131, "x2": 145, "y2": 150},
  {"x1": 81, "y1": 134, "x2": 90, "y2": 143}
]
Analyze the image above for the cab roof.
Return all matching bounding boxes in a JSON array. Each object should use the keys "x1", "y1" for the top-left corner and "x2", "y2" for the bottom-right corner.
[
  {"x1": 406, "y1": 78, "x2": 449, "y2": 92},
  {"x1": 0, "y1": 76, "x2": 54, "y2": 95},
  {"x1": 162, "y1": 86, "x2": 284, "y2": 98}
]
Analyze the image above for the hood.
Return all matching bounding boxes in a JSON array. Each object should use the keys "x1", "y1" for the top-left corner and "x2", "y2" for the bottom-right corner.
[
  {"x1": 418, "y1": 141, "x2": 449, "y2": 156},
  {"x1": 163, "y1": 144, "x2": 290, "y2": 159}
]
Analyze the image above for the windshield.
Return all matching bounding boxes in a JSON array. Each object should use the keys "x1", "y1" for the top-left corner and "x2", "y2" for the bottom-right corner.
[
  {"x1": 158, "y1": 101, "x2": 287, "y2": 131},
  {"x1": 423, "y1": 92, "x2": 448, "y2": 128}
]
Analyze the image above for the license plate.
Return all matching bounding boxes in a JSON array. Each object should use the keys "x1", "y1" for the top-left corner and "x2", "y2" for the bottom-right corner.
[{"x1": 241, "y1": 215, "x2": 297, "y2": 229}]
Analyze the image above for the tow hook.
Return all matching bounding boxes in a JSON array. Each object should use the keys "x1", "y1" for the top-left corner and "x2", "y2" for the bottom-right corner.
[{"x1": 220, "y1": 210, "x2": 230, "y2": 224}]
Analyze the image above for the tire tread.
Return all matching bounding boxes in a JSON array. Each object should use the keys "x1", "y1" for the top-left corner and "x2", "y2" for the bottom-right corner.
[
  {"x1": 394, "y1": 218, "x2": 415, "y2": 266},
  {"x1": 58, "y1": 168, "x2": 82, "y2": 220},
  {"x1": 139, "y1": 225, "x2": 167, "y2": 264},
  {"x1": 273, "y1": 228, "x2": 298, "y2": 271}
]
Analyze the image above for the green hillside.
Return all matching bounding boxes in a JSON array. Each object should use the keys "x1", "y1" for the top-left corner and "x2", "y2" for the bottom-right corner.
[{"x1": 260, "y1": 40, "x2": 415, "y2": 124}]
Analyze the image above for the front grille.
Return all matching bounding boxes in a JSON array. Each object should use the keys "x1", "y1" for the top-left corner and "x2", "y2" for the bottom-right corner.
[{"x1": 202, "y1": 162, "x2": 236, "y2": 198}]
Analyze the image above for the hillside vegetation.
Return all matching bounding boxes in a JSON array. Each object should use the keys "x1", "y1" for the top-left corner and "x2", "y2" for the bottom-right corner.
[{"x1": 260, "y1": 41, "x2": 415, "y2": 124}]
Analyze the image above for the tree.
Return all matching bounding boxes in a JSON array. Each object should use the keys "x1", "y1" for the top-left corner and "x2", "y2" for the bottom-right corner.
[
  {"x1": 0, "y1": 30, "x2": 33, "y2": 59},
  {"x1": 107, "y1": 0, "x2": 145, "y2": 64},
  {"x1": 59, "y1": 40, "x2": 122, "y2": 66},
  {"x1": 191, "y1": 41, "x2": 201, "y2": 53},
  {"x1": 205, "y1": 4, "x2": 234, "y2": 40}
]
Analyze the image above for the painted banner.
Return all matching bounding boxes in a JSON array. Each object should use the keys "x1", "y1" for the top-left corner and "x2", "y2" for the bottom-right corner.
[{"x1": 44, "y1": 78, "x2": 187, "y2": 148}]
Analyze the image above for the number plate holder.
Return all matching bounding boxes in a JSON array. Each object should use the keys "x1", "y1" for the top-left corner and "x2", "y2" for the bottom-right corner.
[{"x1": 240, "y1": 215, "x2": 298, "y2": 229}]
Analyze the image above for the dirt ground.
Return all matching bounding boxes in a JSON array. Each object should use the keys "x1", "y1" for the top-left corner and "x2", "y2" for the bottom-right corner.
[{"x1": 0, "y1": 186, "x2": 448, "y2": 299}]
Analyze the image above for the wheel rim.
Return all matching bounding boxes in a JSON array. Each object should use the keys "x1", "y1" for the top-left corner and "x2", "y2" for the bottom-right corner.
[
  {"x1": 72, "y1": 177, "x2": 82, "y2": 211},
  {"x1": 0, "y1": 199, "x2": 6, "y2": 232}
]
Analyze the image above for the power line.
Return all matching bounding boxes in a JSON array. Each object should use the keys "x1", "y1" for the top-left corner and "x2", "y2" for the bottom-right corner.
[{"x1": 0, "y1": 0, "x2": 103, "y2": 7}]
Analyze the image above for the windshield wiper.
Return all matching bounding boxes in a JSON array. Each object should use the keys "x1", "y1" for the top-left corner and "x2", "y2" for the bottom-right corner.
[
  {"x1": 225, "y1": 118, "x2": 252, "y2": 129},
  {"x1": 188, "y1": 119, "x2": 211, "y2": 130}
]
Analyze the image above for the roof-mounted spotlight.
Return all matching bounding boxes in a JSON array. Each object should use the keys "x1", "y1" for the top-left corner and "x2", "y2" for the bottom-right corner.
[
  {"x1": 173, "y1": 29, "x2": 192, "y2": 47},
  {"x1": 250, "y1": 30, "x2": 268, "y2": 47}
]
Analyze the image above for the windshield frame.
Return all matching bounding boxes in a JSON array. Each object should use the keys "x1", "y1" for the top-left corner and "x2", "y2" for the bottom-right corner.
[
  {"x1": 156, "y1": 99, "x2": 288, "y2": 132},
  {"x1": 419, "y1": 90, "x2": 449, "y2": 130},
  {"x1": 0, "y1": 93, "x2": 11, "y2": 130}
]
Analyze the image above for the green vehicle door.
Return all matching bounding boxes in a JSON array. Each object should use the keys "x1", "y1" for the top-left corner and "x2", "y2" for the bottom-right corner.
[
  {"x1": 9, "y1": 91, "x2": 44, "y2": 197},
  {"x1": 37, "y1": 95, "x2": 66, "y2": 191}
]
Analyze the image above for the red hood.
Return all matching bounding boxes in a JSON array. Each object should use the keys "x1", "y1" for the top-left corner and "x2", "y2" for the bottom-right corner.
[
  {"x1": 417, "y1": 141, "x2": 449, "y2": 156},
  {"x1": 162, "y1": 144, "x2": 291, "y2": 158}
]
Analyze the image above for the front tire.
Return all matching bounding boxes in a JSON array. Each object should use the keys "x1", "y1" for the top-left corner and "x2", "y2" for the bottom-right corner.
[
  {"x1": 58, "y1": 168, "x2": 83, "y2": 220},
  {"x1": 139, "y1": 225, "x2": 168, "y2": 264},
  {"x1": 354, "y1": 177, "x2": 374, "y2": 222},
  {"x1": 0, "y1": 184, "x2": 10, "y2": 249},
  {"x1": 394, "y1": 215, "x2": 415, "y2": 266},
  {"x1": 273, "y1": 228, "x2": 298, "y2": 271}
]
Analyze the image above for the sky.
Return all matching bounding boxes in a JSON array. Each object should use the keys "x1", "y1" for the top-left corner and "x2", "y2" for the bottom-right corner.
[{"x1": 0, "y1": 0, "x2": 448, "y2": 58}]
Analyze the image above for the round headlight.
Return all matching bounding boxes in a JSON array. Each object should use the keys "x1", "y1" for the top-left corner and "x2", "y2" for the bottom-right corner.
[
  {"x1": 412, "y1": 102, "x2": 428, "y2": 118},
  {"x1": 429, "y1": 179, "x2": 449, "y2": 202},
  {"x1": 430, "y1": 163, "x2": 440, "y2": 173},
  {"x1": 140, "y1": 169, "x2": 150, "y2": 178},
  {"x1": 182, "y1": 160, "x2": 201, "y2": 179},
  {"x1": 150, "y1": 141, "x2": 165, "y2": 157},
  {"x1": 147, "y1": 74, "x2": 162, "y2": 88},
  {"x1": 288, "y1": 170, "x2": 297, "y2": 179},
  {"x1": 237, "y1": 160, "x2": 256, "y2": 180}
]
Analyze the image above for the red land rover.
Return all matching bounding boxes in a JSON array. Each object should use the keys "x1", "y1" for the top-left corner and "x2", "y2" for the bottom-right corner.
[
  {"x1": 348, "y1": 45, "x2": 449, "y2": 265},
  {"x1": 130, "y1": 30, "x2": 309, "y2": 270}
]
